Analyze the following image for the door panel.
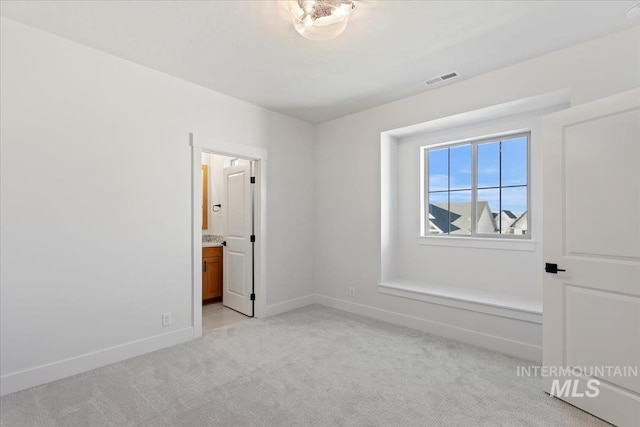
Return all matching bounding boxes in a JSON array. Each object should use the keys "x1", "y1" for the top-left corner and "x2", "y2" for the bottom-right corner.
[
  {"x1": 226, "y1": 250, "x2": 247, "y2": 296},
  {"x1": 227, "y1": 171, "x2": 247, "y2": 237},
  {"x1": 564, "y1": 109, "x2": 640, "y2": 259},
  {"x1": 565, "y1": 286, "x2": 640, "y2": 393},
  {"x1": 543, "y1": 88, "x2": 640, "y2": 427},
  {"x1": 222, "y1": 163, "x2": 253, "y2": 316}
]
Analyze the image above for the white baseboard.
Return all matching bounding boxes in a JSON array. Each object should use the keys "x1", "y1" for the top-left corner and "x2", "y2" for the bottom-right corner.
[
  {"x1": 264, "y1": 294, "x2": 315, "y2": 317},
  {"x1": 2, "y1": 295, "x2": 539, "y2": 396},
  {"x1": 313, "y1": 294, "x2": 542, "y2": 363},
  {"x1": 0, "y1": 327, "x2": 194, "y2": 396}
]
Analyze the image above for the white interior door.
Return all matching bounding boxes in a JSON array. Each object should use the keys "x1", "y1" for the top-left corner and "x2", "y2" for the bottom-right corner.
[
  {"x1": 222, "y1": 163, "x2": 253, "y2": 316},
  {"x1": 542, "y1": 88, "x2": 640, "y2": 427}
]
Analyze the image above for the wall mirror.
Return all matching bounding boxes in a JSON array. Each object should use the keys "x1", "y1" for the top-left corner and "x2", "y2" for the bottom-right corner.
[{"x1": 202, "y1": 164, "x2": 208, "y2": 229}]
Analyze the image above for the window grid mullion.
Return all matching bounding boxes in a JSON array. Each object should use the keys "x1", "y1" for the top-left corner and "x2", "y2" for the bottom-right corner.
[
  {"x1": 499, "y1": 140, "x2": 503, "y2": 233},
  {"x1": 447, "y1": 147, "x2": 451, "y2": 235},
  {"x1": 471, "y1": 142, "x2": 477, "y2": 236},
  {"x1": 477, "y1": 184, "x2": 526, "y2": 190}
]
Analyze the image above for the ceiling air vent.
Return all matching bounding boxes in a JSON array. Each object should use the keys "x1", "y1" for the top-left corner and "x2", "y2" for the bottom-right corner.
[{"x1": 423, "y1": 71, "x2": 460, "y2": 86}]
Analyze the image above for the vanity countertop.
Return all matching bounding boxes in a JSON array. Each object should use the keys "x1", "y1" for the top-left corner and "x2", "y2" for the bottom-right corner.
[
  {"x1": 202, "y1": 235, "x2": 223, "y2": 248},
  {"x1": 203, "y1": 242, "x2": 223, "y2": 248}
]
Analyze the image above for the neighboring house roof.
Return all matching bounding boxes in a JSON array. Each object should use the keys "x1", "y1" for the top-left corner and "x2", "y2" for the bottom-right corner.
[
  {"x1": 429, "y1": 204, "x2": 461, "y2": 233},
  {"x1": 493, "y1": 210, "x2": 518, "y2": 219},
  {"x1": 429, "y1": 201, "x2": 497, "y2": 234},
  {"x1": 512, "y1": 211, "x2": 528, "y2": 228}
]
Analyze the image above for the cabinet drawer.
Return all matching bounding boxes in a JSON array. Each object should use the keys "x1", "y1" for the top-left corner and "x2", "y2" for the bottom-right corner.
[{"x1": 203, "y1": 246, "x2": 222, "y2": 258}]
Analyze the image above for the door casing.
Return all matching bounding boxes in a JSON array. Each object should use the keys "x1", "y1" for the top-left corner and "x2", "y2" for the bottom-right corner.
[{"x1": 189, "y1": 133, "x2": 268, "y2": 338}]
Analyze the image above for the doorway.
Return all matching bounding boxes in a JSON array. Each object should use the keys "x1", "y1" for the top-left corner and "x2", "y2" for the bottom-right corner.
[{"x1": 190, "y1": 133, "x2": 268, "y2": 339}]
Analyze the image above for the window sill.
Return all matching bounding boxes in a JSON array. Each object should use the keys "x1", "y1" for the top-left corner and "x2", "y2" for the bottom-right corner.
[
  {"x1": 418, "y1": 236, "x2": 536, "y2": 251},
  {"x1": 378, "y1": 279, "x2": 542, "y2": 324}
]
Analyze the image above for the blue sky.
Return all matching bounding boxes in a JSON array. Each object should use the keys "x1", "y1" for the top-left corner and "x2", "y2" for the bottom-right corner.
[{"x1": 428, "y1": 136, "x2": 528, "y2": 214}]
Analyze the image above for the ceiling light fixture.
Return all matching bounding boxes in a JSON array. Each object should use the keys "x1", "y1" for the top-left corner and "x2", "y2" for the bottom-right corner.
[
  {"x1": 291, "y1": 0, "x2": 356, "y2": 41},
  {"x1": 626, "y1": 3, "x2": 640, "y2": 20}
]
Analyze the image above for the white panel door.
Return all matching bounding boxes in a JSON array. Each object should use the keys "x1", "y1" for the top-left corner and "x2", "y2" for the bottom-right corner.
[
  {"x1": 543, "y1": 88, "x2": 640, "y2": 427},
  {"x1": 222, "y1": 163, "x2": 253, "y2": 316}
]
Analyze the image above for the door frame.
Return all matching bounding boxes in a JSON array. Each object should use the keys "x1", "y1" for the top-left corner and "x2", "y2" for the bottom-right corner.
[{"x1": 189, "y1": 133, "x2": 268, "y2": 338}]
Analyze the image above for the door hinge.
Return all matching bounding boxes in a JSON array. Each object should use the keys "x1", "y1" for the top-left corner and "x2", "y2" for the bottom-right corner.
[
  {"x1": 250, "y1": 293, "x2": 256, "y2": 301},
  {"x1": 250, "y1": 235, "x2": 255, "y2": 242},
  {"x1": 250, "y1": 177, "x2": 256, "y2": 184}
]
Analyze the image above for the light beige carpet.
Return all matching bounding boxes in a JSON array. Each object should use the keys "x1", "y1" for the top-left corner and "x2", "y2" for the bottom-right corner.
[{"x1": 0, "y1": 305, "x2": 608, "y2": 426}]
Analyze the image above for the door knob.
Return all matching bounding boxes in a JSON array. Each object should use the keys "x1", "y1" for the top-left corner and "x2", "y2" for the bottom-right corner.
[{"x1": 545, "y1": 263, "x2": 566, "y2": 274}]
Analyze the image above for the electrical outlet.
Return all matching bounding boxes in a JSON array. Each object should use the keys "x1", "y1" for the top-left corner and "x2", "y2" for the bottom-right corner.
[
  {"x1": 162, "y1": 312, "x2": 172, "y2": 326},
  {"x1": 349, "y1": 287, "x2": 355, "y2": 297}
]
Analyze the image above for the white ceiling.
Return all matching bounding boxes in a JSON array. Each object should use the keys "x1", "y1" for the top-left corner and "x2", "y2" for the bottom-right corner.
[{"x1": 1, "y1": 1, "x2": 638, "y2": 124}]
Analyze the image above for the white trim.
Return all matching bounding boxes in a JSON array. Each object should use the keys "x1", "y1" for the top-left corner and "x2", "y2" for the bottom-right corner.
[
  {"x1": 313, "y1": 294, "x2": 542, "y2": 362},
  {"x1": 264, "y1": 295, "x2": 315, "y2": 317},
  {"x1": 418, "y1": 236, "x2": 537, "y2": 251},
  {"x1": 380, "y1": 133, "x2": 398, "y2": 282},
  {"x1": 191, "y1": 146, "x2": 203, "y2": 338},
  {"x1": 422, "y1": 128, "x2": 532, "y2": 150},
  {"x1": 189, "y1": 134, "x2": 268, "y2": 160},
  {"x1": 384, "y1": 89, "x2": 570, "y2": 138},
  {"x1": 0, "y1": 327, "x2": 193, "y2": 396},
  {"x1": 253, "y1": 160, "x2": 268, "y2": 319},
  {"x1": 190, "y1": 133, "x2": 268, "y2": 331},
  {"x1": 378, "y1": 280, "x2": 542, "y2": 323}
]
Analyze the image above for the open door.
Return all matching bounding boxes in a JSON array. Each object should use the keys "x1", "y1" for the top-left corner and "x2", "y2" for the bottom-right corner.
[
  {"x1": 222, "y1": 162, "x2": 254, "y2": 317},
  {"x1": 542, "y1": 88, "x2": 640, "y2": 426}
]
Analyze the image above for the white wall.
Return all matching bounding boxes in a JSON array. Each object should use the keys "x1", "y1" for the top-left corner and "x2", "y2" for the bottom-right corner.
[
  {"x1": 314, "y1": 27, "x2": 640, "y2": 361},
  {"x1": 0, "y1": 18, "x2": 315, "y2": 394}
]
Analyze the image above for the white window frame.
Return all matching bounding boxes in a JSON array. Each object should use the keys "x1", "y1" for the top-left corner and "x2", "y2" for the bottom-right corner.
[{"x1": 421, "y1": 131, "x2": 531, "y2": 240}]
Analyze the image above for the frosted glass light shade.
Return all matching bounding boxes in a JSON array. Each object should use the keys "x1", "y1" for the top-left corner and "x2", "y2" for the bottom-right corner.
[{"x1": 291, "y1": 0, "x2": 355, "y2": 40}]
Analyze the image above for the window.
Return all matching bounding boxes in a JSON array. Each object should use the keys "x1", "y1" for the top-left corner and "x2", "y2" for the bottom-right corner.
[{"x1": 424, "y1": 132, "x2": 529, "y2": 238}]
